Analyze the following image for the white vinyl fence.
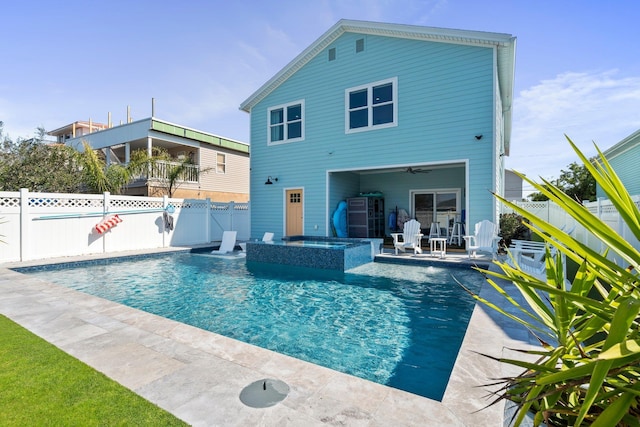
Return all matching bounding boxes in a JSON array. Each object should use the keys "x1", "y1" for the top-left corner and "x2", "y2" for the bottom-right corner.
[
  {"x1": 503, "y1": 196, "x2": 640, "y2": 266},
  {"x1": 0, "y1": 189, "x2": 250, "y2": 263}
]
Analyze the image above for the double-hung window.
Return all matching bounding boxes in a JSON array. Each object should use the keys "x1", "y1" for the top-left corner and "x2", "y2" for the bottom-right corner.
[
  {"x1": 345, "y1": 77, "x2": 397, "y2": 133},
  {"x1": 216, "y1": 153, "x2": 226, "y2": 174},
  {"x1": 268, "y1": 100, "x2": 304, "y2": 145}
]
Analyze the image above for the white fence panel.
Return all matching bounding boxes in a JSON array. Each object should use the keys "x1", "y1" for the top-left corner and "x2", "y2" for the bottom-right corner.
[
  {"x1": 0, "y1": 192, "x2": 21, "y2": 262},
  {"x1": 170, "y1": 199, "x2": 211, "y2": 246},
  {"x1": 209, "y1": 202, "x2": 250, "y2": 242},
  {"x1": 504, "y1": 196, "x2": 640, "y2": 267},
  {"x1": 106, "y1": 195, "x2": 167, "y2": 251},
  {"x1": 0, "y1": 189, "x2": 251, "y2": 263},
  {"x1": 24, "y1": 191, "x2": 107, "y2": 260}
]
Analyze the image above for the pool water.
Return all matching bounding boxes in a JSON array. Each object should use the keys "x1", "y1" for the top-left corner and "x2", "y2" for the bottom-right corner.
[{"x1": 21, "y1": 253, "x2": 484, "y2": 401}]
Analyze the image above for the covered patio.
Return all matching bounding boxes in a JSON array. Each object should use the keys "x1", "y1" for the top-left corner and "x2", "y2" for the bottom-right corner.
[{"x1": 328, "y1": 161, "x2": 468, "y2": 241}]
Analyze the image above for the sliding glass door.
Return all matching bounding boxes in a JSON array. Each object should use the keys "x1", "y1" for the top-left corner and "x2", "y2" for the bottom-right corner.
[{"x1": 411, "y1": 189, "x2": 460, "y2": 234}]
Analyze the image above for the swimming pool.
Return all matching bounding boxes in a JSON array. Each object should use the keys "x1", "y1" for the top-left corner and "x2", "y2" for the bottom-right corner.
[{"x1": 17, "y1": 252, "x2": 484, "y2": 401}]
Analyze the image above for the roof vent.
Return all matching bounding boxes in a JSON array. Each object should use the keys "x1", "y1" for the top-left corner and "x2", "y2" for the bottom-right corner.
[{"x1": 328, "y1": 47, "x2": 336, "y2": 61}]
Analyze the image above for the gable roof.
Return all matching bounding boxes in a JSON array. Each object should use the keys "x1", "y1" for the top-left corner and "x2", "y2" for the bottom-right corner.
[
  {"x1": 239, "y1": 19, "x2": 516, "y2": 145},
  {"x1": 600, "y1": 128, "x2": 640, "y2": 160}
]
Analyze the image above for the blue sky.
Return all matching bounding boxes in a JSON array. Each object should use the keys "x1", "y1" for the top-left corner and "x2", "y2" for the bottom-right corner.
[{"x1": 2, "y1": 0, "x2": 639, "y2": 195}]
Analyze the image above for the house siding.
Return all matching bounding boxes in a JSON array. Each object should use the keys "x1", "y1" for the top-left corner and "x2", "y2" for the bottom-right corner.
[
  {"x1": 597, "y1": 134, "x2": 640, "y2": 199},
  {"x1": 199, "y1": 145, "x2": 249, "y2": 199},
  {"x1": 248, "y1": 29, "x2": 505, "y2": 239}
]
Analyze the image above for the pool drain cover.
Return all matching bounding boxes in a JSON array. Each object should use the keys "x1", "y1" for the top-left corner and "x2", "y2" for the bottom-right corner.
[{"x1": 239, "y1": 378, "x2": 290, "y2": 408}]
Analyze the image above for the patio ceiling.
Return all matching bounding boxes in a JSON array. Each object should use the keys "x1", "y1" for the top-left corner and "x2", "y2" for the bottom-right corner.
[{"x1": 347, "y1": 162, "x2": 466, "y2": 175}]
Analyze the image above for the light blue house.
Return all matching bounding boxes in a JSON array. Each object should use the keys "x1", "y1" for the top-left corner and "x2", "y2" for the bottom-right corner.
[
  {"x1": 596, "y1": 129, "x2": 640, "y2": 199},
  {"x1": 241, "y1": 19, "x2": 516, "y2": 240}
]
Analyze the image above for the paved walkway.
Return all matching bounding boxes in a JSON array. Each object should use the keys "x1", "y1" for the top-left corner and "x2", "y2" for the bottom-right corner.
[{"x1": 0, "y1": 248, "x2": 534, "y2": 426}]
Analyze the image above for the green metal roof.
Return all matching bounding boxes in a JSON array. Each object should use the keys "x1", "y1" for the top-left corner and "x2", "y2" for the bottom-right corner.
[{"x1": 151, "y1": 119, "x2": 249, "y2": 154}]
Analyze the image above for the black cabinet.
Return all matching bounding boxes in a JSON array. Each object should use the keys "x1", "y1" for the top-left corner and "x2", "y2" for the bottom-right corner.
[{"x1": 347, "y1": 197, "x2": 385, "y2": 238}]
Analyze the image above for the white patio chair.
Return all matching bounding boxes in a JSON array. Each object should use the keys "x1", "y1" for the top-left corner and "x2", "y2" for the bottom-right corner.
[
  {"x1": 507, "y1": 240, "x2": 569, "y2": 287},
  {"x1": 211, "y1": 230, "x2": 237, "y2": 254},
  {"x1": 463, "y1": 220, "x2": 499, "y2": 259},
  {"x1": 262, "y1": 232, "x2": 274, "y2": 243},
  {"x1": 390, "y1": 219, "x2": 423, "y2": 255}
]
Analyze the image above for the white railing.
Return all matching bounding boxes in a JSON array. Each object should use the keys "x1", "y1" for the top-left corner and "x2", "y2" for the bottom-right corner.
[
  {"x1": 502, "y1": 197, "x2": 640, "y2": 266},
  {"x1": 131, "y1": 160, "x2": 200, "y2": 183},
  {"x1": 0, "y1": 189, "x2": 250, "y2": 263}
]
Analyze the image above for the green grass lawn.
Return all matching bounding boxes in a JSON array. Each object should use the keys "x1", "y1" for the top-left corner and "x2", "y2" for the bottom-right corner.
[{"x1": 0, "y1": 315, "x2": 189, "y2": 426}]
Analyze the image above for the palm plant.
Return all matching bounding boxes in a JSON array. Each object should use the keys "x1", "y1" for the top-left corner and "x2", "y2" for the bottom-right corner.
[
  {"x1": 472, "y1": 136, "x2": 640, "y2": 426},
  {"x1": 79, "y1": 141, "x2": 130, "y2": 194},
  {"x1": 127, "y1": 147, "x2": 204, "y2": 197}
]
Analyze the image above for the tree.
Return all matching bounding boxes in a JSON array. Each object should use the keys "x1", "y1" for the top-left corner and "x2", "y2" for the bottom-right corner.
[
  {"x1": 558, "y1": 161, "x2": 596, "y2": 202},
  {"x1": 0, "y1": 122, "x2": 209, "y2": 197},
  {"x1": 472, "y1": 137, "x2": 640, "y2": 426},
  {"x1": 78, "y1": 141, "x2": 131, "y2": 194},
  {"x1": 528, "y1": 162, "x2": 596, "y2": 202},
  {"x1": 0, "y1": 123, "x2": 84, "y2": 192}
]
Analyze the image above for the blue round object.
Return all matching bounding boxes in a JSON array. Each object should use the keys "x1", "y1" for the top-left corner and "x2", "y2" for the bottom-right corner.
[{"x1": 332, "y1": 201, "x2": 348, "y2": 237}]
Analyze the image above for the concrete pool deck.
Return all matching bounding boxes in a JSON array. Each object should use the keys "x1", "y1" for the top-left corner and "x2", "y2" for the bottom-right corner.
[{"x1": 0, "y1": 247, "x2": 535, "y2": 426}]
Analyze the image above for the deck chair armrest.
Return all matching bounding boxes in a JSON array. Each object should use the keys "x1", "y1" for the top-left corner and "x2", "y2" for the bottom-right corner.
[{"x1": 390, "y1": 233, "x2": 403, "y2": 243}]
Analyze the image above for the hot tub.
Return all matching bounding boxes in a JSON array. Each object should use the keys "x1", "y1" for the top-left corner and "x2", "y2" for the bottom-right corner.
[{"x1": 245, "y1": 236, "x2": 380, "y2": 271}]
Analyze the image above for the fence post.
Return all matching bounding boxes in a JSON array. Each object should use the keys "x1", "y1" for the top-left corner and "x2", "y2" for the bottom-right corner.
[
  {"x1": 19, "y1": 188, "x2": 29, "y2": 262},
  {"x1": 102, "y1": 192, "x2": 110, "y2": 253},
  {"x1": 162, "y1": 195, "x2": 169, "y2": 247},
  {"x1": 597, "y1": 198, "x2": 604, "y2": 254},
  {"x1": 229, "y1": 201, "x2": 235, "y2": 233},
  {"x1": 206, "y1": 198, "x2": 211, "y2": 243}
]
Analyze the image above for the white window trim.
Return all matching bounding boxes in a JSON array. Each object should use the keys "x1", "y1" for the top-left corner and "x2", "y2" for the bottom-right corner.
[
  {"x1": 216, "y1": 152, "x2": 226, "y2": 174},
  {"x1": 345, "y1": 77, "x2": 398, "y2": 134},
  {"x1": 409, "y1": 188, "x2": 461, "y2": 227},
  {"x1": 267, "y1": 99, "x2": 305, "y2": 145}
]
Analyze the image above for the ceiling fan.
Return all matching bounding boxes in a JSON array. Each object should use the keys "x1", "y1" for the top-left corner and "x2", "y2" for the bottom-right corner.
[{"x1": 406, "y1": 167, "x2": 431, "y2": 174}]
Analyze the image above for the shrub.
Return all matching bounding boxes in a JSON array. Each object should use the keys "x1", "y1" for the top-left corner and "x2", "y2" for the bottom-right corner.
[{"x1": 499, "y1": 213, "x2": 530, "y2": 250}]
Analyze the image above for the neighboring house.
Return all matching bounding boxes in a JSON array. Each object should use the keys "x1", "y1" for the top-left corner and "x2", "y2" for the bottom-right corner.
[
  {"x1": 50, "y1": 118, "x2": 250, "y2": 201},
  {"x1": 504, "y1": 169, "x2": 524, "y2": 202},
  {"x1": 596, "y1": 128, "x2": 640, "y2": 199},
  {"x1": 240, "y1": 19, "x2": 516, "y2": 239},
  {"x1": 48, "y1": 120, "x2": 110, "y2": 142}
]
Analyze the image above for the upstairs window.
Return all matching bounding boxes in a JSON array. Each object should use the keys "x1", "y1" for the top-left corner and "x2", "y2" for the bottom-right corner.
[
  {"x1": 216, "y1": 153, "x2": 226, "y2": 174},
  {"x1": 268, "y1": 100, "x2": 304, "y2": 144},
  {"x1": 345, "y1": 77, "x2": 397, "y2": 133}
]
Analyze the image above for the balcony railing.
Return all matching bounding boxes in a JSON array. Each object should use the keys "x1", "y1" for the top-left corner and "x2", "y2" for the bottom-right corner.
[{"x1": 132, "y1": 160, "x2": 200, "y2": 183}]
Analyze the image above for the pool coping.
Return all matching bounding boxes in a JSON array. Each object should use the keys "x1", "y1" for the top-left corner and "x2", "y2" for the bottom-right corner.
[{"x1": 0, "y1": 247, "x2": 534, "y2": 426}]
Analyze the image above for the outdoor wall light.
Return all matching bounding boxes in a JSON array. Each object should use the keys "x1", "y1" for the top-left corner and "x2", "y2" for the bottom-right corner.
[
  {"x1": 265, "y1": 176, "x2": 278, "y2": 185},
  {"x1": 475, "y1": 134, "x2": 483, "y2": 140}
]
